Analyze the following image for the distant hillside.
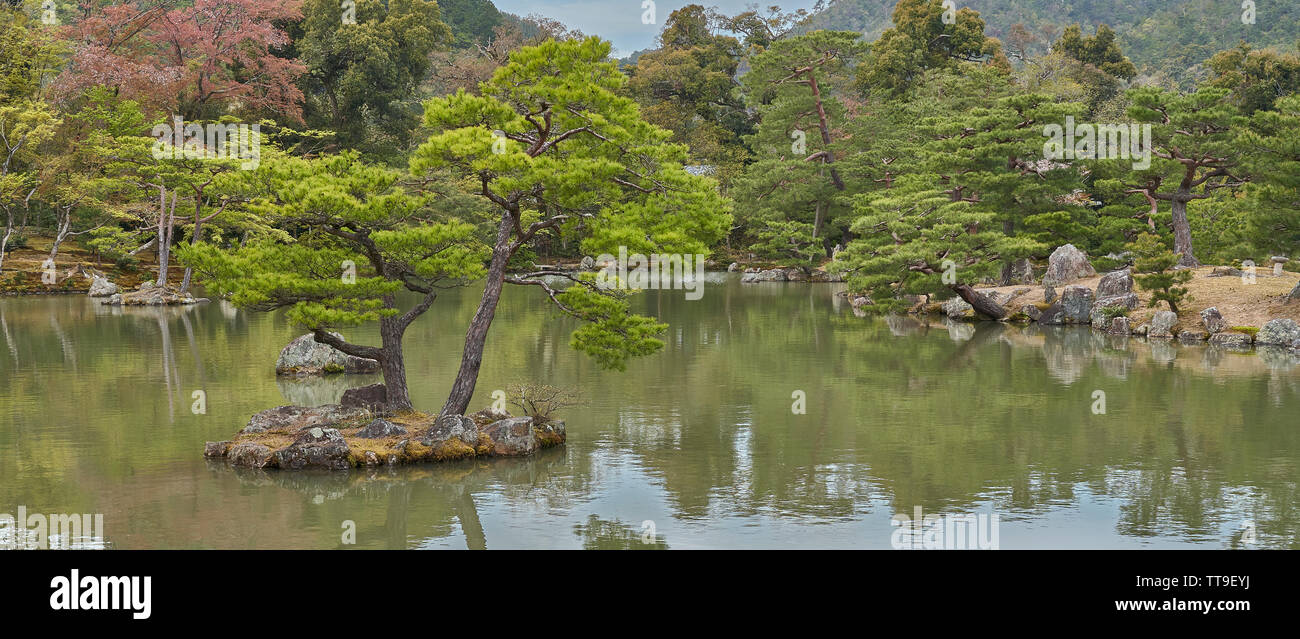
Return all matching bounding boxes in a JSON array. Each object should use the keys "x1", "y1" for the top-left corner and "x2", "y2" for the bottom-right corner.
[
  {"x1": 803, "y1": 0, "x2": 1300, "y2": 85},
  {"x1": 439, "y1": 0, "x2": 506, "y2": 48}
]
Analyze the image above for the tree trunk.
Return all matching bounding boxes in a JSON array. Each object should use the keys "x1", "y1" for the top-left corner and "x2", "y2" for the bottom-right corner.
[
  {"x1": 378, "y1": 311, "x2": 413, "y2": 413},
  {"x1": 0, "y1": 209, "x2": 12, "y2": 274},
  {"x1": 812, "y1": 197, "x2": 824, "y2": 240},
  {"x1": 156, "y1": 189, "x2": 177, "y2": 287},
  {"x1": 441, "y1": 210, "x2": 515, "y2": 417},
  {"x1": 999, "y1": 220, "x2": 1015, "y2": 285},
  {"x1": 1169, "y1": 195, "x2": 1199, "y2": 268},
  {"x1": 951, "y1": 284, "x2": 1007, "y2": 320},
  {"x1": 180, "y1": 213, "x2": 203, "y2": 293},
  {"x1": 806, "y1": 71, "x2": 845, "y2": 191},
  {"x1": 49, "y1": 208, "x2": 71, "y2": 264}
]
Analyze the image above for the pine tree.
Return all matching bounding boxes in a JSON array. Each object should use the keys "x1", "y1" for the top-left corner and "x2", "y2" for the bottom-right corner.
[
  {"x1": 179, "y1": 152, "x2": 486, "y2": 412},
  {"x1": 1128, "y1": 232, "x2": 1191, "y2": 314},
  {"x1": 412, "y1": 37, "x2": 732, "y2": 416}
]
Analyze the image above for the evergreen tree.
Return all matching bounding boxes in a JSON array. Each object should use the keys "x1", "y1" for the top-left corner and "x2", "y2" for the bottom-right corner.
[
  {"x1": 411, "y1": 37, "x2": 732, "y2": 416},
  {"x1": 1128, "y1": 231, "x2": 1191, "y2": 313},
  {"x1": 180, "y1": 152, "x2": 486, "y2": 412}
]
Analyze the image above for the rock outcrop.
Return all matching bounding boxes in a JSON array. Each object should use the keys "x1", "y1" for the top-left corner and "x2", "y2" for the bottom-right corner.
[
  {"x1": 1209, "y1": 332, "x2": 1253, "y2": 349},
  {"x1": 87, "y1": 276, "x2": 118, "y2": 297},
  {"x1": 340, "y1": 383, "x2": 387, "y2": 412},
  {"x1": 100, "y1": 283, "x2": 203, "y2": 306},
  {"x1": 241, "y1": 404, "x2": 370, "y2": 435},
  {"x1": 1095, "y1": 269, "x2": 1133, "y2": 297},
  {"x1": 354, "y1": 419, "x2": 408, "y2": 439},
  {"x1": 481, "y1": 417, "x2": 538, "y2": 456},
  {"x1": 1042, "y1": 244, "x2": 1097, "y2": 286},
  {"x1": 1060, "y1": 286, "x2": 1095, "y2": 324},
  {"x1": 1256, "y1": 319, "x2": 1300, "y2": 346},
  {"x1": 1107, "y1": 316, "x2": 1131, "y2": 335},
  {"x1": 206, "y1": 406, "x2": 566, "y2": 470},
  {"x1": 275, "y1": 333, "x2": 380, "y2": 376},
  {"x1": 273, "y1": 427, "x2": 352, "y2": 471},
  {"x1": 942, "y1": 296, "x2": 974, "y2": 320},
  {"x1": 1148, "y1": 311, "x2": 1179, "y2": 339},
  {"x1": 1200, "y1": 307, "x2": 1226, "y2": 334},
  {"x1": 1089, "y1": 293, "x2": 1139, "y2": 327}
]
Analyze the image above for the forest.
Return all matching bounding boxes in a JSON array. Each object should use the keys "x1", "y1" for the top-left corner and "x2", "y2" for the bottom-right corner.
[{"x1": 2, "y1": 0, "x2": 1299, "y2": 408}]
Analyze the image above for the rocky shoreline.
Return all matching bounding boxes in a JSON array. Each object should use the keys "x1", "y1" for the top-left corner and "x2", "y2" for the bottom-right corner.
[
  {"x1": 850, "y1": 244, "x2": 1300, "y2": 358},
  {"x1": 203, "y1": 385, "x2": 565, "y2": 470}
]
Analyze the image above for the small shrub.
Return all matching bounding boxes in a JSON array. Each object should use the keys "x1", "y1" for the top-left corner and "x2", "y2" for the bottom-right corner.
[
  {"x1": 4, "y1": 235, "x2": 29, "y2": 252},
  {"x1": 1099, "y1": 305, "x2": 1130, "y2": 322},
  {"x1": 507, "y1": 382, "x2": 586, "y2": 424}
]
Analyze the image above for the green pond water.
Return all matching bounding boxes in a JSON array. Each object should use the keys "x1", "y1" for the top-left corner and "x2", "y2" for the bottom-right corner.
[{"x1": 1, "y1": 275, "x2": 1297, "y2": 549}]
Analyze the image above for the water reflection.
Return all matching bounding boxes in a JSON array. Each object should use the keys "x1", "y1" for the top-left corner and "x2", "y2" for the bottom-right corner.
[{"x1": 1, "y1": 280, "x2": 1297, "y2": 549}]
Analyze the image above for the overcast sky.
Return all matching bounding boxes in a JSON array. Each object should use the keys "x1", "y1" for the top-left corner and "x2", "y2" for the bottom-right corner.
[{"x1": 491, "y1": 1, "x2": 823, "y2": 57}]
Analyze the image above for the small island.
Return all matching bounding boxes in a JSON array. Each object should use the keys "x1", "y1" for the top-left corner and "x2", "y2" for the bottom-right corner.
[{"x1": 203, "y1": 398, "x2": 566, "y2": 470}]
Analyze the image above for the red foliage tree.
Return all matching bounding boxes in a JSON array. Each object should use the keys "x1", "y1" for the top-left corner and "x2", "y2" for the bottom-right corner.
[{"x1": 57, "y1": 0, "x2": 306, "y2": 122}]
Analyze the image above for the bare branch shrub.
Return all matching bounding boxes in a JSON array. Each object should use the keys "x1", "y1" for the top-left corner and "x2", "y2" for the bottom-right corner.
[{"x1": 506, "y1": 382, "x2": 586, "y2": 423}]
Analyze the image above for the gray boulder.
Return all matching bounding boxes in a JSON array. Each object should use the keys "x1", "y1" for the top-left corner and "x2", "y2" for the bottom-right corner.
[
  {"x1": 1008, "y1": 258, "x2": 1036, "y2": 284},
  {"x1": 1089, "y1": 293, "x2": 1139, "y2": 327},
  {"x1": 1178, "y1": 329, "x2": 1209, "y2": 343},
  {"x1": 340, "y1": 383, "x2": 387, "y2": 412},
  {"x1": 420, "y1": 414, "x2": 480, "y2": 448},
  {"x1": 1149, "y1": 311, "x2": 1179, "y2": 338},
  {"x1": 1209, "y1": 332, "x2": 1252, "y2": 349},
  {"x1": 1207, "y1": 266, "x2": 1244, "y2": 278},
  {"x1": 1042, "y1": 244, "x2": 1097, "y2": 286},
  {"x1": 1021, "y1": 304, "x2": 1043, "y2": 321},
  {"x1": 1107, "y1": 316, "x2": 1131, "y2": 335},
  {"x1": 354, "y1": 419, "x2": 408, "y2": 439},
  {"x1": 1044, "y1": 285, "x2": 1057, "y2": 303},
  {"x1": 1200, "y1": 307, "x2": 1227, "y2": 334},
  {"x1": 1060, "y1": 286, "x2": 1095, "y2": 323},
  {"x1": 942, "y1": 296, "x2": 974, "y2": 320},
  {"x1": 87, "y1": 276, "x2": 118, "y2": 297},
  {"x1": 1256, "y1": 319, "x2": 1300, "y2": 346},
  {"x1": 203, "y1": 441, "x2": 231, "y2": 458},
  {"x1": 241, "y1": 404, "x2": 370, "y2": 435},
  {"x1": 482, "y1": 417, "x2": 538, "y2": 456},
  {"x1": 1039, "y1": 302, "x2": 1066, "y2": 325},
  {"x1": 1095, "y1": 269, "x2": 1133, "y2": 297},
  {"x1": 275, "y1": 333, "x2": 380, "y2": 376},
  {"x1": 1133, "y1": 324, "x2": 1149, "y2": 337},
  {"x1": 273, "y1": 427, "x2": 351, "y2": 470},
  {"x1": 580, "y1": 255, "x2": 595, "y2": 270},
  {"x1": 226, "y1": 443, "x2": 274, "y2": 468},
  {"x1": 1288, "y1": 280, "x2": 1300, "y2": 302}
]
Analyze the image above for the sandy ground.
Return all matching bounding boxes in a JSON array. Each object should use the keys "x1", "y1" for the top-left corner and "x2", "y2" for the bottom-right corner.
[{"x1": 976, "y1": 266, "x2": 1300, "y2": 329}]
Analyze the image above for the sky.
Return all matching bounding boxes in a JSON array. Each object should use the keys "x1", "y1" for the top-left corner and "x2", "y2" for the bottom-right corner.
[{"x1": 491, "y1": 0, "x2": 824, "y2": 57}]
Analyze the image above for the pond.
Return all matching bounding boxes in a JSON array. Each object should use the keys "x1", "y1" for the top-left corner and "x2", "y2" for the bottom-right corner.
[{"x1": 1, "y1": 276, "x2": 1297, "y2": 549}]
